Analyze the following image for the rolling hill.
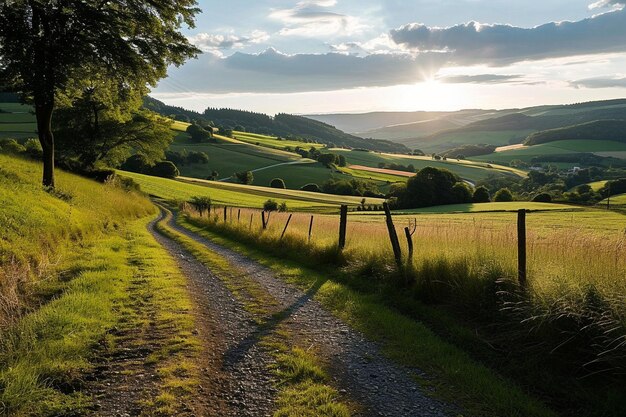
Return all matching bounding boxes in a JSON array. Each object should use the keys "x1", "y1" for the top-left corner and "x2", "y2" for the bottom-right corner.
[
  {"x1": 524, "y1": 120, "x2": 626, "y2": 145},
  {"x1": 145, "y1": 97, "x2": 408, "y2": 153},
  {"x1": 307, "y1": 98, "x2": 626, "y2": 153}
]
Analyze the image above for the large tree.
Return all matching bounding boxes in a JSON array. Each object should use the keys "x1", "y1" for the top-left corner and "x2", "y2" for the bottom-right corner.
[{"x1": 0, "y1": 0, "x2": 200, "y2": 187}]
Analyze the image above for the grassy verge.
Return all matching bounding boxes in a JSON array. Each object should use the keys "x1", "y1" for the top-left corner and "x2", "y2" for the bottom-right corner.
[
  {"x1": 176, "y1": 212, "x2": 562, "y2": 417},
  {"x1": 154, "y1": 206, "x2": 351, "y2": 417},
  {"x1": 0, "y1": 216, "x2": 202, "y2": 416},
  {"x1": 0, "y1": 154, "x2": 202, "y2": 415}
]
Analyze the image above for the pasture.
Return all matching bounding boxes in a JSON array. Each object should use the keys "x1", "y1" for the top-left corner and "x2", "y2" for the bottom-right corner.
[
  {"x1": 118, "y1": 170, "x2": 384, "y2": 211},
  {"x1": 233, "y1": 130, "x2": 326, "y2": 151},
  {"x1": 0, "y1": 102, "x2": 37, "y2": 139}
]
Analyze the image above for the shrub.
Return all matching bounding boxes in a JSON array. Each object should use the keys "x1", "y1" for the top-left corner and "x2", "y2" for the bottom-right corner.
[
  {"x1": 150, "y1": 161, "x2": 179, "y2": 179},
  {"x1": 278, "y1": 202, "x2": 288, "y2": 212},
  {"x1": 263, "y1": 199, "x2": 278, "y2": 212},
  {"x1": 189, "y1": 196, "x2": 212, "y2": 216},
  {"x1": 532, "y1": 193, "x2": 552, "y2": 203},
  {"x1": 235, "y1": 170, "x2": 253, "y2": 185},
  {"x1": 24, "y1": 138, "x2": 43, "y2": 159},
  {"x1": 0, "y1": 138, "x2": 26, "y2": 154},
  {"x1": 120, "y1": 154, "x2": 150, "y2": 173},
  {"x1": 187, "y1": 150, "x2": 209, "y2": 164},
  {"x1": 300, "y1": 183, "x2": 321, "y2": 193},
  {"x1": 473, "y1": 186, "x2": 491, "y2": 203},
  {"x1": 494, "y1": 188, "x2": 514, "y2": 202},
  {"x1": 270, "y1": 178, "x2": 286, "y2": 189},
  {"x1": 451, "y1": 182, "x2": 473, "y2": 203}
]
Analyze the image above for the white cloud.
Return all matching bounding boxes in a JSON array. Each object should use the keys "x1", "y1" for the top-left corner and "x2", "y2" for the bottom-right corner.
[
  {"x1": 158, "y1": 48, "x2": 446, "y2": 94},
  {"x1": 588, "y1": 0, "x2": 625, "y2": 9},
  {"x1": 187, "y1": 31, "x2": 269, "y2": 56},
  {"x1": 390, "y1": 9, "x2": 626, "y2": 66},
  {"x1": 330, "y1": 34, "x2": 403, "y2": 55},
  {"x1": 270, "y1": 1, "x2": 365, "y2": 37},
  {"x1": 570, "y1": 76, "x2": 626, "y2": 88},
  {"x1": 438, "y1": 74, "x2": 523, "y2": 84}
]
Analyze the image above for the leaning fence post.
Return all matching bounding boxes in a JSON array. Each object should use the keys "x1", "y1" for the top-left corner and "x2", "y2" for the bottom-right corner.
[
  {"x1": 517, "y1": 209, "x2": 527, "y2": 287},
  {"x1": 308, "y1": 215, "x2": 314, "y2": 242},
  {"x1": 383, "y1": 202, "x2": 402, "y2": 268},
  {"x1": 338, "y1": 205, "x2": 348, "y2": 249},
  {"x1": 238, "y1": 209, "x2": 241, "y2": 223},
  {"x1": 261, "y1": 211, "x2": 268, "y2": 230},
  {"x1": 404, "y1": 218, "x2": 417, "y2": 264},
  {"x1": 280, "y1": 214, "x2": 293, "y2": 239}
]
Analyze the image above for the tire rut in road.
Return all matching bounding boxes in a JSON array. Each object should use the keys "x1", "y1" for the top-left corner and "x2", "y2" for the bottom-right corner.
[{"x1": 149, "y1": 212, "x2": 277, "y2": 417}]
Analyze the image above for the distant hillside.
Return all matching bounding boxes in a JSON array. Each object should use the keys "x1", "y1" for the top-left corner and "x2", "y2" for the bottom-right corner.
[
  {"x1": 305, "y1": 98, "x2": 626, "y2": 151},
  {"x1": 144, "y1": 97, "x2": 408, "y2": 153},
  {"x1": 524, "y1": 120, "x2": 626, "y2": 146}
]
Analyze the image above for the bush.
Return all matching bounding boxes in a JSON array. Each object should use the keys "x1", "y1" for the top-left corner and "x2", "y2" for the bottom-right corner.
[
  {"x1": 187, "y1": 150, "x2": 209, "y2": 164},
  {"x1": 472, "y1": 186, "x2": 491, "y2": 203},
  {"x1": 300, "y1": 183, "x2": 321, "y2": 193},
  {"x1": 451, "y1": 182, "x2": 473, "y2": 203},
  {"x1": 270, "y1": 178, "x2": 286, "y2": 189},
  {"x1": 188, "y1": 196, "x2": 212, "y2": 216},
  {"x1": 532, "y1": 193, "x2": 552, "y2": 203},
  {"x1": 0, "y1": 138, "x2": 26, "y2": 154},
  {"x1": 278, "y1": 202, "x2": 288, "y2": 212},
  {"x1": 23, "y1": 138, "x2": 43, "y2": 159},
  {"x1": 234, "y1": 170, "x2": 254, "y2": 185},
  {"x1": 263, "y1": 199, "x2": 278, "y2": 212},
  {"x1": 494, "y1": 188, "x2": 514, "y2": 202},
  {"x1": 120, "y1": 154, "x2": 150, "y2": 173},
  {"x1": 150, "y1": 161, "x2": 179, "y2": 179}
]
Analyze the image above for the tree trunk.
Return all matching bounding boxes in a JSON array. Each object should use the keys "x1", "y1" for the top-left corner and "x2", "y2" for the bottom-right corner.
[{"x1": 35, "y1": 101, "x2": 55, "y2": 188}]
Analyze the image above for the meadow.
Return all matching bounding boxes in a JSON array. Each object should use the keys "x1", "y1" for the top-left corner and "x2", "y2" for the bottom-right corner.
[
  {"x1": 177, "y1": 199, "x2": 626, "y2": 416},
  {"x1": 0, "y1": 102, "x2": 37, "y2": 140},
  {"x1": 118, "y1": 170, "x2": 385, "y2": 211}
]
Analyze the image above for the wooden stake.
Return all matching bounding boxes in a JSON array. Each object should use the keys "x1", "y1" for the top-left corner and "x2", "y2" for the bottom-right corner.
[
  {"x1": 338, "y1": 205, "x2": 348, "y2": 249},
  {"x1": 308, "y1": 215, "x2": 314, "y2": 242},
  {"x1": 261, "y1": 211, "x2": 267, "y2": 230},
  {"x1": 383, "y1": 202, "x2": 402, "y2": 268},
  {"x1": 249, "y1": 213, "x2": 253, "y2": 230},
  {"x1": 404, "y1": 227, "x2": 414, "y2": 262},
  {"x1": 280, "y1": 214, "x2": 293, "y2": 239},
  {"x1": 517, "y1": 209, "x2": 527, "y2": 287},
  {"x1": 238, "y1": 209, "x2": 241, "y2": 223},
  {"x1": 223, "y1": 206, "x2": 227, "y2": 222}
]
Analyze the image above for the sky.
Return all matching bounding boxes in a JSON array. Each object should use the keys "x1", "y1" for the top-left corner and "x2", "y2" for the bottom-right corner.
[{"x1": 151, "y1": 0, "x2": 626, "y2": 115}]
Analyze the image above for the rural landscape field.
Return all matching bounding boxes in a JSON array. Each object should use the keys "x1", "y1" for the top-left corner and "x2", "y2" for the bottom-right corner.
[{"x1": 2, "y1": 1, "x2": 626, "y2": 417}]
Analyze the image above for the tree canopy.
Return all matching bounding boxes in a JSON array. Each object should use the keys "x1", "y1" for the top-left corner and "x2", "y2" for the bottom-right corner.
[{"x1": 0, "y1": 0, "x2": 200, "y2": 186}]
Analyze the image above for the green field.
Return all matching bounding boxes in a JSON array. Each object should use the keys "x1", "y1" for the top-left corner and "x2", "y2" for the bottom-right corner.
[
  {"x1": 118, "y1": 170, "x2": 384, "y2": 211},
  {"x1": 233, "y1": 131, "x2": 326, "y2": 151},
  {"x1": 390, "y1": 201, "x2": 580, "y2": 214},
  {"x1": 474, "y1": 140, "x2": 626, "y2": 167},
  {"x1": 418, "y1": 130, "x2": 534, "y2": 152},
  {"x1": 332, "y1": 149, "x2": 524, "y2": 182},
  {"x1": 0, "y1": 102, "x2": 37, "y2": 139}
]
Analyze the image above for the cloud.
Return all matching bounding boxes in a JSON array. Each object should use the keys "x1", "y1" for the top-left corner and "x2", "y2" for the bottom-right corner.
[
  {"x1": 588, "y1": 0, "x2": 625, "y2": 9},
  {"x1": 158, "y1": 48, "x2": 446, "y2": 94},
  {"x1": 570, "y1": 76, "x2": 626, "y2": 88},
  {"x1": 187, "y1": 31, "x2": 269, "y2": 55},
  {"x1": 270, "y1": 0, "x2": 365, "y2": 37},
  {"x1": 390, "y1": 9, "x2": 626, "y2": 66},
  {"x1": 330, "y1": 34, "x2": 403, "y2": 55},
  {"x1": 438, "y1": 74, "x2": 523, "y2": 84}
]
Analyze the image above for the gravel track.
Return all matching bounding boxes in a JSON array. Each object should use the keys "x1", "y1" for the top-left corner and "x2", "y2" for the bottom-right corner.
[
  {"x1": 162, "y1": 210, "x2": 451, "y2": 417},
  {"x1": 148, "y1": 211, "x2": 277, "y2": 417}
]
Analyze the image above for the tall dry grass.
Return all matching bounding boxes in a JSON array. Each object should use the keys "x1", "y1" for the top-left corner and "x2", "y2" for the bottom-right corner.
[{"x1": 182, "y1": 204, "x2": 626, "y2": 380}]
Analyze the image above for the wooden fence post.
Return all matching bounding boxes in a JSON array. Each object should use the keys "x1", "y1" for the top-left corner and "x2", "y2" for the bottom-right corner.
[
  {"x1": 383, "y1": 202, "x2": 402, "y2": 268},
  {"x1": 517, "y1": 209, "x2": 527, "y2": 287},
  {"x1": 223, "y1": 206, "x2": 227, "y2": 222},
  {"x1": 338, "y1": 205, "x2": 348, "y2": 249},
  {"x1": 404, "y1": 218, "x2": 417, "y2": 264},
  {"x1": 281, "y1": 214, "x2": 293, "y2": 239},
  {"x1": 238, "y1": 209, "x2": 241, "y2": 223},
  {"x1": 229, "y1": 207, "x2": 233, "y2": 222},
  {"x1": 308, "y1": 215, "x2": 314, "y2": 242},
  {"x1": 249, "y1": 213, "x2": 253, "y2": 230}
]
